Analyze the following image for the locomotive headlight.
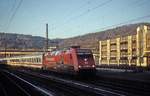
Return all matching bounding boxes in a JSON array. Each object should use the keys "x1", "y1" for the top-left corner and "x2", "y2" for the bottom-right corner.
[
  {"x1": 78, "y1": 65, "x2": 82, "y2": 68},
  {"x1": 92, "y1": 65, "x2": 95, "y2": 68}
]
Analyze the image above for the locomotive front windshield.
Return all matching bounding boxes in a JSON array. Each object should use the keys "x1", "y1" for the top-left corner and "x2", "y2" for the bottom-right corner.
[
  {"x1": 76, "y1": 49, "x2": 93, "y2": 58},
  {"x1": 76, "y1": 49, "x2": 95, "y2": 67}
]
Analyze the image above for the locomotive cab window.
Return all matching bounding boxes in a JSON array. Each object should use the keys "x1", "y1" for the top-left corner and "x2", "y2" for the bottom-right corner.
[
  {"x1": 77, "y1": 53, "x2": 93, "y2": 58},
  {"x1": 77, "y1": 49, "x2": 93, "y2": 58}
]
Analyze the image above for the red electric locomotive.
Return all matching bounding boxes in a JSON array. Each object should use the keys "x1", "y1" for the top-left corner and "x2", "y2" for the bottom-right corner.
[
  {"x1": 42, "y1": 46, "x2": 96, "y2": 74},
  {"x1": 1, "y1": 46, "x2": 96, "y2": 75}
]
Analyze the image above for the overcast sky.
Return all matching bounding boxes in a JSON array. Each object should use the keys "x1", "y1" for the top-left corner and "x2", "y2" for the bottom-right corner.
[{"x1": 0, "y1": 0, "x2": 150, "y2": 38}]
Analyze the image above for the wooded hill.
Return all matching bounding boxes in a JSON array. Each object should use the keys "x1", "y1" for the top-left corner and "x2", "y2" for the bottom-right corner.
[{"x1": 0, "y1": 23, "x2": 149, "y2": 50}]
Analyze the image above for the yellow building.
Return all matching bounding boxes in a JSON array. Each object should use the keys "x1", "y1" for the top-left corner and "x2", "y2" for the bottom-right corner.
[{"x1": 99, "y1": 25, "x2": 150, "y2": 68}]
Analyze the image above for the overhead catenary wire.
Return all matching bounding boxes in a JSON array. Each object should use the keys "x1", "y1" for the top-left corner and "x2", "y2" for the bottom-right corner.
[
  {"x1": 104, "y1": 0, "x2": 150, "y2": 33},
  {"x1": 95, "y1": 13, "x2": 150, "y2": 32},
  {"x1": 3, "y1": 0, "x2": 17, "y2": 31},
  {"x1": 56, "y1": 0, "x2": 150, "y2": 36},
  {"x1": 54, "y1": 0, "x2": 113, "y2": 30},
  {"x1": 129, "y1": 0, "x2": 145, "y2": 6},
  {"x1": 67, "y1": 0, "x2": 112, "y2": 22},
  {"x1": 52, "y1": 0, "x2": 91, "y2": 29},
  {"x1": 5, "y1": 0, "x2": 23, "y2": 32},
  {"x1": 66, "y1": 0, "x2": 92, "y2": 16},
  {"x1": 132, "y1": 0, "x2": 149, "y2": 7},
  {"x1": 55, "y1": 0, "x2": 150, "y2": 34},
  {"x1": 3, "y1": 0, "x2": 23, "y2": 55}
]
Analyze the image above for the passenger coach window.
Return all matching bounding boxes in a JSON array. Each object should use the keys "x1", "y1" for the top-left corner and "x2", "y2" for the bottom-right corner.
[
  {"x1": 36, "y1": 58, "x2": 38, "y2": 63},
  {"x1": 38, "y1": 58, "x2": 41, "y2": 62}
]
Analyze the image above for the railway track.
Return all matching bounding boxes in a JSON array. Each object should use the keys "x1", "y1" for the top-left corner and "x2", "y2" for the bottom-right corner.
[
  {"x1": 10, "y1": 69, "x2": 127, "y2": 96},
  {"x1": 16, "y1": 69, "x2": 150, "y2": 96},
  {"x1": 44, "y1": 70, "x2": 150, "y2": 96},
  {"x1": 0, "y1": 69, "x2": 54, "y2": 96},
  {"x1": 83, "y1": 77, "x2": 150, "y2": 96},
  {"x1": 2, "y1": 67, "x2": 150, "y2": 96}
]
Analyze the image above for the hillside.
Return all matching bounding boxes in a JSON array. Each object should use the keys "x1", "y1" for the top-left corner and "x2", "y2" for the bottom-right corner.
[
  {"x1": 58, "y1": 23, "x2": 150, "y2": 49},
  {"x1": 0, "y1": 23, "x2": 149, "y2": 50},
  {"x1": 0, "y1": 33, "x2": 61, "y2": 49}
]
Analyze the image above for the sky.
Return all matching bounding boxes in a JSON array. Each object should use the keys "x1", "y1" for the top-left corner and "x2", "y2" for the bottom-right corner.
[{"x1": 0, "y1": 0, "x2": 150, "y2": 39}]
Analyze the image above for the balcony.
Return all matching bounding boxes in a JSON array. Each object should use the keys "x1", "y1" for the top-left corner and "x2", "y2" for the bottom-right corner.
[
  {"x1": 132, "y1": 35, "x2": 136, "y2": 41},
  {"x1": 110, "y1": 59, "x2": 117, "y2": 64},
  {"x1": 101, "y1": 55, "x2": 107, "y2": 58},
  {"x1": 110, "y1": 39, "x2": 116, "y2": 44},
  {"x1": 132, "y1": 44, "x2": 136, "y2": 49},
  {"x1": 101, "y1": 48, "x2": 107, "y2": 52},
  {"x1": 147, "y1": 39, "x2": 150, "y2": 51},
  {"x1": 101, "y1": 53, "x2": 107, "y2": 56},
  {"x1": 132, "y1": 47, "x2": 136, "y2": 50},
  {"x1": 101, "y1": 46, "x2": 107, "y2": 49},
  {"x1": 120, "y1": 44, "x2": 128, "y2": 50},
  {"x1": 101, "y1": 60, "x2": 108, "y2": 64},
  {"x1": 110, "y1": 52, "x2": 117, "y2": 57},
  {"x1": 120, "y1": 60, "x2": 128, "y2": 64},
  {"x1": 131, "y1": 59, "x2": 137, "y2": 65},
  {"x1": 132, "y1": 52, "x2": 137, "y2": 57},
  {"x1": 147, "y1": 47, "x2": 150, "y2": 51},
  {"x1": 111, "y1": 48, "x2": 117, "y2": 51},
  {"x1": 120, "y1": 37, "x2": 128, "y2": 43},
  {"x1": 120, "y1": 52, "x2": 128, "y2": 57},
  {"x1": 101, "y1": 57, "x2": 107, "y2": 60},
  {"x1": 120, "y1": 47, "x2": 128, "y2": 51},
  {"x1": 101, "y1": 41, "x2": 107, "y2": 45},
  {"x1": 146, "y1": 32, "x2": 150, "y2": 50},
  {"x1": 110, "y1": 55, "x2": 117, "y2": 58},
  {"x1": 110, "y1": 45, "x2": 117, "y2": 51},
  {"x1": 120, "y1": 55, "x2": 128, "y2": 58},
  {"x1": 132, "y1": 43, "x2": 136, "y2": 49}
]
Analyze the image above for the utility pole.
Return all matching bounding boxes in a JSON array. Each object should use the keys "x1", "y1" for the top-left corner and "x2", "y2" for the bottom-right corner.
[
  {"x1": 4, "y1": 33, "x2": 7, "y2": 58},
  {"x1": 45, "y1": 23, "x2": 49, "y2": 52}
]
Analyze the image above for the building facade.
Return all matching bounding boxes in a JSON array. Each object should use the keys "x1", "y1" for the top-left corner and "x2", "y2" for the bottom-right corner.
[{"x1": 99, "y1": 25, "x2": 150, "y2": 68}]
